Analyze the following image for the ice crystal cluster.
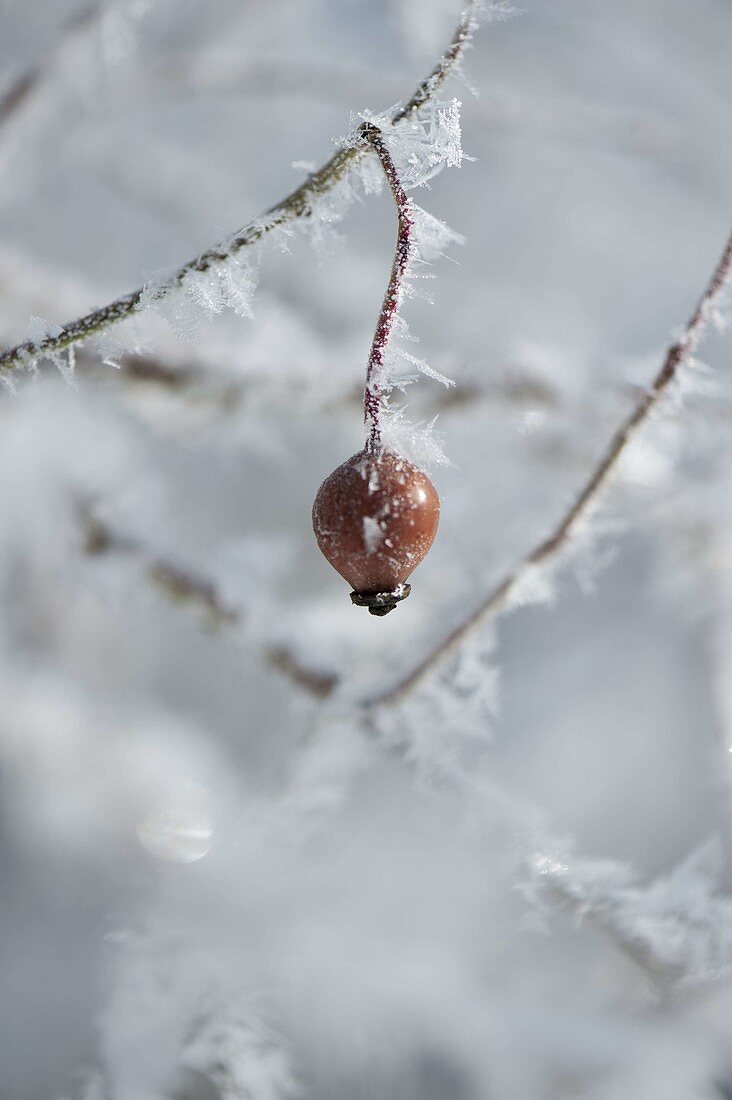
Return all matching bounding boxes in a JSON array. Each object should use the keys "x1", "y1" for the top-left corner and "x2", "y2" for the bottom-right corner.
[{"x1": 0, "y1": 2, "x2": 732, "y2": 1100}]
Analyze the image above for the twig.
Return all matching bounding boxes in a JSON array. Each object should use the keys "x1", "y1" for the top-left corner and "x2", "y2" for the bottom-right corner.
[
  {"x1": 0, "y1": 72, "x2": 37, "y2": 129},
  {"x1": 77, "y1": 346, "x2": 241, "y2": 410},
  {"x1": 361, "y1": 126, "x2": 415, "y2": 453},
  {"x1": 391, "y1": 4, "x2": 477, "y2": 125},
  {"x1": 0, "y1": 5, "x2": 101, "y2": 132},
  {"x1": 266, "y1": 646, "x2": 340, "y2": 699},
  {"x1": 533, "y1": 858, "x2": 676, "y2": 999},
  {"x1": 0, "y1": 2, "x2": 479, "y2": 378},
  {"x1": 81, "y1": 508, "x2": 238, "y2": 629},
  {"x1": 366, "y1": 228, "x2": 732, "y2": 709},
  {"x1": 81, "y1": 508, "x2": 342, "y2": 694}
]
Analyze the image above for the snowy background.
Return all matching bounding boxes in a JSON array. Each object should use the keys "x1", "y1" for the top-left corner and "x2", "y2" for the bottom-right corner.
[{"x1": 0, "y1": 1, "x2": 731, "y2": 1098}]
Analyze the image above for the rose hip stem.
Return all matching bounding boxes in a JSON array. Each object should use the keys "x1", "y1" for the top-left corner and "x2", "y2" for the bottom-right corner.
[{"x1": 361, "y1": 124, "x2": 416, "y2": 455}]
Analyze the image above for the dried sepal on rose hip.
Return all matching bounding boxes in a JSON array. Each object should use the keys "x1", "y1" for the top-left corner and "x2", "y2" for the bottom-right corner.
[
  {"x1": 311, "y1": 125, "x2": 441, "y2": 614},
  {"x1": 312, "y1": 449, "x2": 439, "y2": 615}
]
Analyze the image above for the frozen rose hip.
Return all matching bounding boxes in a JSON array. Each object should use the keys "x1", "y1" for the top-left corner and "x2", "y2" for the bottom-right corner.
[{"x1": 312, "y1": 449, "x2": 439, "y2": 615}]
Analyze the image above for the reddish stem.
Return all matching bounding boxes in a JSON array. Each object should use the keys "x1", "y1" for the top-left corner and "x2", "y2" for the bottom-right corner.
[{"x1": 362, "y1": 126, "x2": 415, "y2": 454}]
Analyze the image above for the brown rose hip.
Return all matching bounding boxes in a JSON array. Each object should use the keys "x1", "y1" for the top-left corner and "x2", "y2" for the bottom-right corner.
[{"x1": 312, "y1": 449, "x2": 440, "y2": 615}]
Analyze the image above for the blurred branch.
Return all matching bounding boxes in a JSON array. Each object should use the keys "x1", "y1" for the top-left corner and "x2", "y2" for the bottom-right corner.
[
  {"x1": 0, "y1": 72, "x2": 37, "y2": 128},
  {"x1": 80, "y1": 506, "x2": 239, "y2": 630},
  {"x1": 527, "y1": 839, "x2": 732, "y2": 1003},
  {"x1": 154, "y1": 57, "x2": 681, "y2": 164},
  {"x1": 367, "y1": 228, "x2": 732, "y2": 708},
  {"x1": 266, "y1": 646, "x2": 340, "y2": 699},
  {"x1": 81, "y1": 507, "x2": 340, "y2": 695},
  {"x1": 0, "y1": 4, "x2": 101, "y2": 133},
  {"x1": 79, "y1": 346, "x2": 243, "y2": 411},
  {"x1": 93, "y1": 353, "x2": 560, "y2": 421},
  {"x1": 0, "y1": 1, "x2": 480, "y2": 378},
  {"x1": 532, "y1": 857, "x2": 675, "y2": 998}
]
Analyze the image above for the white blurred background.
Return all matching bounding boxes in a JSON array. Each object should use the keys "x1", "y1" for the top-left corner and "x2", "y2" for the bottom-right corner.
[{"x1": 0, "y1": 1, "x2": 731, "y2": 1098}]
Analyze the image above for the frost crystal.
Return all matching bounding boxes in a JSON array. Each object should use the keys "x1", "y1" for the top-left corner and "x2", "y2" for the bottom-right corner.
[
  {"x1": 520, "y1": 835, "x2": 732, "y2": 990},
  {"x1": 139, "y1": 250, "x2": 260, "y2": 343},
  {"x1": 506, "y1": 561, "x2": 556, "y2": 610},
  {"x1": 377, "y1": 629, "x2": 498, "y2": 780},
  {"x1": 362, "y1": 515, "x2": 384, "y2": 554},
  {"x1": 380, "y1": 405, "x2": 451, "y2": 468},
  {"x1": 411, "y1": 204, "x2": 466, "y2": 260},
  {"x1": 22, "y1": 315, "x2": 77, "y2": 384},
  {"x1": 398, "y1": 350, "x2": 455, "y2": 388},
  {"x1": 350, "y1": 97, "x2": 467, "y2": 191},
  {"x1": 182, "y1": 1001, "x2": 299, "y2": 1100}
]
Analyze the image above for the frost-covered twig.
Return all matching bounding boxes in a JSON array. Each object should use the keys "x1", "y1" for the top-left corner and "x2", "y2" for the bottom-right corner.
[
  {"x1": 391, "y1": 2, "x2": 479, "y2": 125},
  {"x1": 180, "y1": 998, "x2": 299, "y2": 1100},
  {"x1": 528, "y1": 851, "x2": 676, "y2": 996},
  {"x1": 523, "y1": 839, "x2": 732, "y2": 1000},
  {"x1": 361, "y1": 126, "x2": 415, "y2": 452},
  {"x1": 0, "y1": 1, "x2": 480, "y2": 378},
  {"x1": 368, "y1": 228, "x2": 732, "y2": 708}
]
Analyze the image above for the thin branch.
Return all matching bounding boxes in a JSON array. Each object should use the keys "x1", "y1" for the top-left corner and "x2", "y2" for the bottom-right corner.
[
  {"x1": 391, "y1": 4, "x2": 478, "y2": 125},
  {"x1": 533, "y1": 857, "x2": 676, "y2": 999},
  {"x1": 361, "y1": 126, "x2": 415, "y2": 453},
  {"x1": 366, "y1": 228, "x2": 732, "y2": 709},
  {"x1": 0, "y1": 72, "x2": 37, "y2": 129},
  {"x1": 81, "y1": 507, "x2": 341, "y2": 695},
  {"x1": 266, "y1": 646, "x2": 340, "y2": 699},
  {"x1": 530, "y1": 839, "x2": 732, "y2": 1004},
  {"x1": 81, "y1": 507, "x2": 239, "y2": 630},
  {"x1": 77, "y1": 346, "x2": 242, "y2": 411},
  {"x1": 0, "y1": 2, "x2": 479, "y2": 379},
  {"x1": 0, "y1": 4, "x2": 101, "y2": 132}
]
